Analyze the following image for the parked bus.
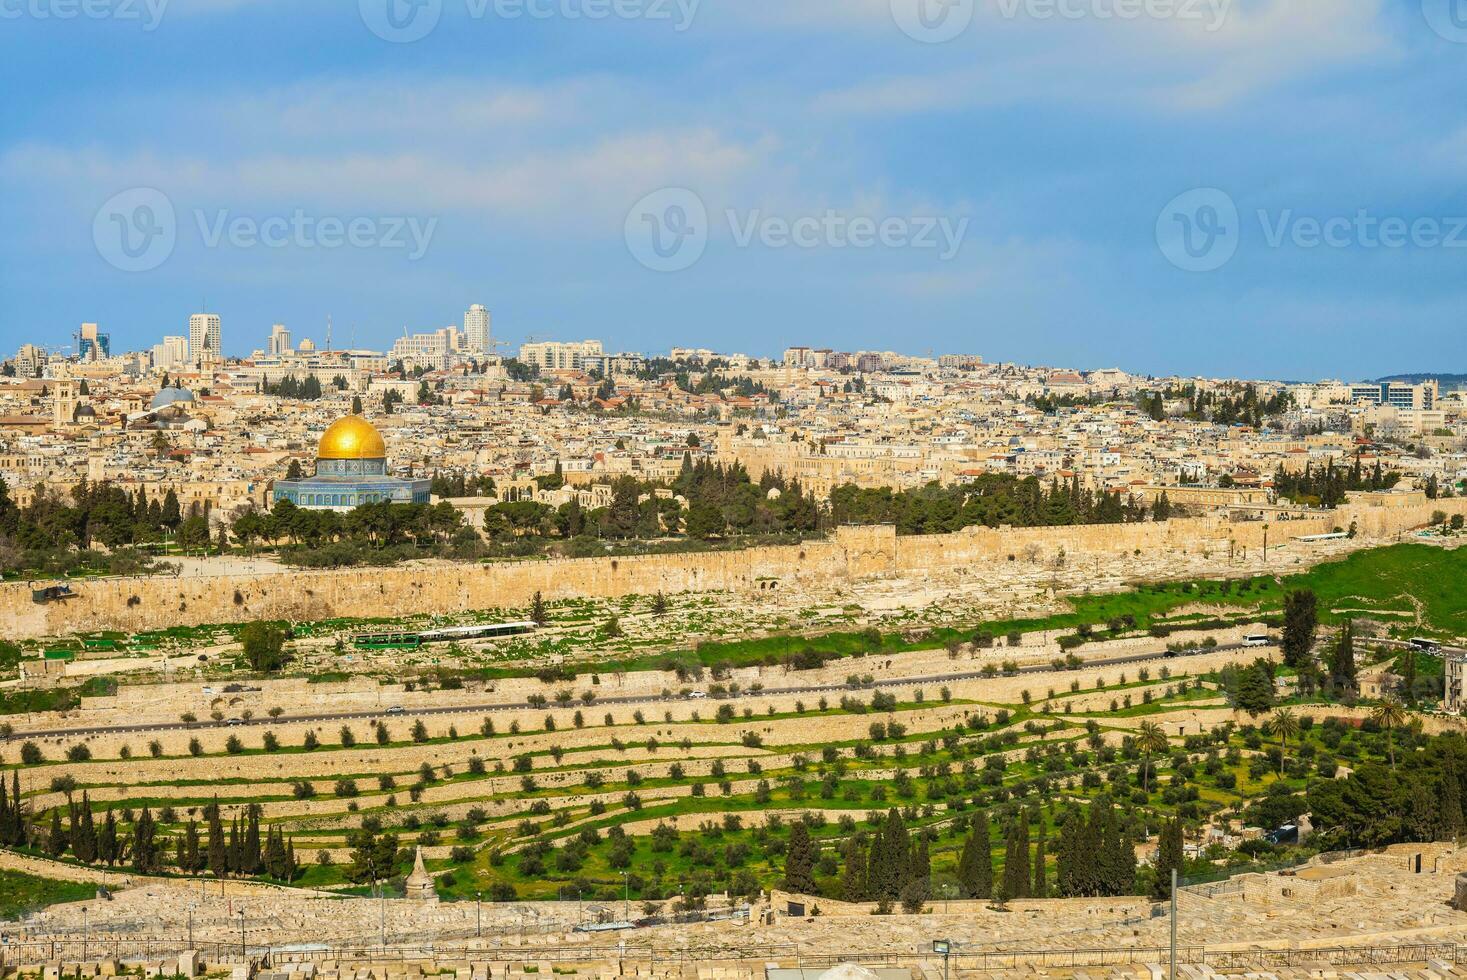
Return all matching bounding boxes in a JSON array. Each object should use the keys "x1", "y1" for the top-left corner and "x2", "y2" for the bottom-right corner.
[
  {"x1": 1243, "y1": 633, "x2": 1271, "y2": 648},
  {"x1": 1409, "y1": 637, "x2": 1442, "y2": 653},
  {"x1": 352, "y1": 621, "x2": 535, "y2": 650},
  {"x1": 352, "y1": 632, "x2": 423, "y2": 650}
]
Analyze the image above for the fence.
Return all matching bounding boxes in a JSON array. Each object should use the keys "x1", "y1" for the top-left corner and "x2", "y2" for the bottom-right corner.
[{"x1": 1, "y1": 937, "x2": 1463, "y2": 972}]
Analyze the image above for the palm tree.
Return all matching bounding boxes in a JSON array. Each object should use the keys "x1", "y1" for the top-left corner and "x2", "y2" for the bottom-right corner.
[
  {"x1": 1371, "y1": 698, "x2": 1408, "y2": 769},
  {"x1": 1135, "y1": 722, "x2": 1169, "y2": 794},
  {"x1": 1263, "y1": 708, "x2": 1300, "y2": 776}
]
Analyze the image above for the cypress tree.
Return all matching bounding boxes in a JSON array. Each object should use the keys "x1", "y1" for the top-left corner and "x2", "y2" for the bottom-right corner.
[
  {"x1": 840, "y1": 836, "x2": 867, "y2": 902},
  {"x1": 783, "y1": 822, "x2": 817, "y2": 894},
  {"x1": 243, "y1": 804, "x2": 261, "y2": 875},
  {"x1": 48, "y1": 809, "x2": 67, "y2": 857},
  {"x1": 208, "y1": 803, "x2": 227, "y2": 877},
  {"x1": 1032, "y1": 812, "x2": 1048, "y2": 898},
  {"x1": 185, "y1": 820, "x2": 201, "y2": 873},
  {"x1": 1440, "y1": 758, "x2": 1465, "y2": 841},
  {"x1": 1153, "y1": 818, "x2": 1184, "y2": 901},
  {"x1": 132, "y1": 807, "x2": 158, "y2": 873},
  {"x1": 99, "y1": 810, "x2": 118, "y2": 865},
  {"x1": 75, "y1": 794, "x2": 97, "y2": 863},
  {"x1": 228, "y1": 815, "x2": 242, "y2": 874},
  {"x1": 1329, "y1": 620, "x2": 1358, "y2": 695},
  {"x1": 285, "y1": 840, "x2": 297, "y2": 881}
]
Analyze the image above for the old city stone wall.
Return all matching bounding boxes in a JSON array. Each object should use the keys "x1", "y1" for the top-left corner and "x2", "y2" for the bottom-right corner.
[{"x1": 2, "y1": 496, "x2": 1462, "y2": 640}]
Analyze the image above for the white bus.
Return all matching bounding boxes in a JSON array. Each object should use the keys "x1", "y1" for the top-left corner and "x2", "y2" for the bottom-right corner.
[
  {"x1": 1409, "y1": 637, "x2": 1442, "y2": 653},
  {"x1": 1243, "y1": 634, "x2": 1271, "y2": 648}
]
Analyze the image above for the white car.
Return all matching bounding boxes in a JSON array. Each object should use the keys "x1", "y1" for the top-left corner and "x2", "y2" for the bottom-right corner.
[{"x1": 687, "y1": 691, "x2": 707, "y2": 700}]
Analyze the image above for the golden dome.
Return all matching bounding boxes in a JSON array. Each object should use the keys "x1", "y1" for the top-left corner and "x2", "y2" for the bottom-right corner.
[{"x1": 317, "y1": 415, "x2": 386, "y2": 460}]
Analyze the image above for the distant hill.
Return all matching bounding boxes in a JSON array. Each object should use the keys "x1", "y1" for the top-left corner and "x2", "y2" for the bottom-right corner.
[{"x1": 1375, "y1": 373, "x2": 1467, "y2": 389}]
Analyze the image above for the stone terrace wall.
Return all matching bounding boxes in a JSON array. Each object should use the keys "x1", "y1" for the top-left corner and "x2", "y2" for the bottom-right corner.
[{"x1": 2, "y1": 496, "x2": 1462, "y2": 640}]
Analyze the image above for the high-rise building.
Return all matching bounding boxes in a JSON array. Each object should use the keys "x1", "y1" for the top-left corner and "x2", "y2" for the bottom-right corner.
[
  {"x1": 268, "y1": 323, "x2": 293, "y2": 357},
  {"x1": 78, "y1": 323, "x2": 110, "y2": 361},
  {"x1": 464, "y1": 305, "x2": 491, "y2": 355},
  {"x1": 188, "y1": 313, "x2": 221, "y2": 366},
  {"x1": 14, "y1": 344, "x2": 44, "y2": 378}
]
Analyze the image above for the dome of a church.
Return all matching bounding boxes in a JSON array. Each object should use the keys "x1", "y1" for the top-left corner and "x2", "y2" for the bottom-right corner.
[
  {"x1": 151, "y1": 386, "x2": 195, "y2": 411},
  {"x1": 318, "y1": 415, "x2": 386, "y2": 461}
]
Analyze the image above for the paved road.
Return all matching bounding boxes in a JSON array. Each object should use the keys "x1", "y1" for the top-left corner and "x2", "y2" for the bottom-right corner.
[{"x1": 7, "y1": 641, "x2": 1263, "y2": 742}]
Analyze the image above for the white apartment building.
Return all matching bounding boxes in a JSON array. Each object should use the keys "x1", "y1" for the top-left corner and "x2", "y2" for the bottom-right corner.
[
  {"x1": 151, "y1": 336, "x2": 189, "y2": 372},
  {"x1": 463, "y1": 305, "x2": 492, "y2": 354},
  {"x1": 519, "y1": 340, "x2": 604, "y2": 372},
  {"x1": 188, "y1": 313, "x2": 221, "y2": 366},
  {"x1": 391, "y1": 327, "x2": 466, "y2": 370}
]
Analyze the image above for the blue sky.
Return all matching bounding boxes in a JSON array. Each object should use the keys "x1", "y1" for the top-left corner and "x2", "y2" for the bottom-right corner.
[{"x1": 1, "y1": 0, "x2": 1464, "y2": 379}]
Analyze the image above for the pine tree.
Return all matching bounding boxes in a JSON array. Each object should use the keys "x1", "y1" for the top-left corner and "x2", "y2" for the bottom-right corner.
[
  {"x1": 783, "y1": 822, "x2": 817, "y2": 894},
  {"x1": 530, "y1": 591, "x2": 547, "y2": 626}
]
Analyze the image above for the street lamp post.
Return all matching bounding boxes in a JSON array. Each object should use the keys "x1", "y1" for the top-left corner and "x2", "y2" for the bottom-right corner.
[
  {"x1": 476, "y1": 892, "x2": 482, "y2": 939},
  {"x1": 1169, "y1": 868, "x2": 1178, "y2": 980},
  {"x1": 621, "y1": 872, "x2": 629, "y2": 923},
  {"x1": 81, "y1": 907, "x2": 88, "y2": 962},
  {"x1": 932, "y1": 940, "x2": 950, "y2": 980},
  {"x1": 237, "y1": 909, "x2": 245, "y2": 963}
]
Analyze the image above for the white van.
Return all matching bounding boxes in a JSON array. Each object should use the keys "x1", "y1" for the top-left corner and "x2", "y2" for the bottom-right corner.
[{"x1": 1243, "y1": 634, "x2": 1270, "y2": 648}]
